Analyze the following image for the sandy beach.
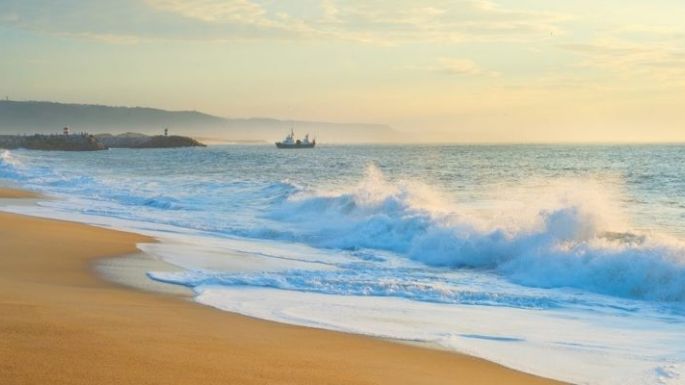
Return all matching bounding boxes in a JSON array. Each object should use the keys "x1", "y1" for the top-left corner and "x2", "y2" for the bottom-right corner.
[
  {"x1": 0, "y1": 188, "x2": 566, "y2": 385},
  {"x1": 0, "y1": 187, "x2": 40, "y2": 199}
]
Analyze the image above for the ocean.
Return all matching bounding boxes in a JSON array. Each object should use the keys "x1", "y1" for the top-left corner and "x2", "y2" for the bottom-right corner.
[{"x1": 2, "y1": 144, "x2": 685, "y2": 385}]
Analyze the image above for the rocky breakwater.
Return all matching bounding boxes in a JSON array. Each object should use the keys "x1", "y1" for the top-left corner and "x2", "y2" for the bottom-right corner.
[
  {"x1": 96, "y1": 133, "x2": 206, "y2": 148},
  {"x1": 0, "y1": 132, "x2": 206, "y2": 151},
  {"x1": 0, "y1": 134, "x2": 106, "y2": 151}
]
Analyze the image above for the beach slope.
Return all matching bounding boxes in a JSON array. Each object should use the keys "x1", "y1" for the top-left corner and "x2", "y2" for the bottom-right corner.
[{"x1": 0, "y1": 189, "x2": 566, "y2": 385}]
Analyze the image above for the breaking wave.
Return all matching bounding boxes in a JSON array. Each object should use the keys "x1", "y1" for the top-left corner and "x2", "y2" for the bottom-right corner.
[
  {"x1": 0, "y1": 150, "x2": 24, "y2": 179},
  {"x1": 265, "y1": 165, "x2": 685, "y2": 302}
]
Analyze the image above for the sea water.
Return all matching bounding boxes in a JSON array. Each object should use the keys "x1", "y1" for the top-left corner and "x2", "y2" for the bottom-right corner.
[{"x1": 2, "y1": 144, "x2": 685, "y2": 384}]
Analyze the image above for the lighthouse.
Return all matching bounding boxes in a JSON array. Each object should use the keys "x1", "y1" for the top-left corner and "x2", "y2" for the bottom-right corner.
[{"x1": 63, "y1": 126, "x2": 70, "y2": 136}]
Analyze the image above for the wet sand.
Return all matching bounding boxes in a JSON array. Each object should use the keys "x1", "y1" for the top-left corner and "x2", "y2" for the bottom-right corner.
[{"x1": 0, "y1": 187, "x2": 40, "y2": 198}]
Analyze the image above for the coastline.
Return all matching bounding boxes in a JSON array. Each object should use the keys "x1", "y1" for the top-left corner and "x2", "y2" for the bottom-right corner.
[
  {"x1": 0, "y1": 186, "x2": 41, "y2": 199},
  {"x1": 0, "y1": 188, "x2": 567, "y2": 385}
]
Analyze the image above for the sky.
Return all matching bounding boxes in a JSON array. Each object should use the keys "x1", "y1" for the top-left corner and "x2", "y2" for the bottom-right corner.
[{"x1": 1, "y1": 0, "x2": 684, "y2": 142}]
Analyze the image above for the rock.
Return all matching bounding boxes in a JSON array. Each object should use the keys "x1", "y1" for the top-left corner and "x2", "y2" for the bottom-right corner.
[
  {"x1": 95, "y1": 133, "x2": 150, "y2": 148},
  {"x1": 0, "y1": 134, "x2": 106, "y2": 151},
  {"x1": 95, "y1": 133, "x2": 205, "y2": 148},
  {"x1": 131, "y1": 135, "x2": 206, "y2": 148},
  {"x1": 0, "y1": 133, "x2": 206, "y2": 151}
]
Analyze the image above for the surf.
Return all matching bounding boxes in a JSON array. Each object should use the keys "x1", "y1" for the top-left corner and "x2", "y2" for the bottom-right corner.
[{"x1": 264, "y1": 165, "x2": 685, "y2": 302}]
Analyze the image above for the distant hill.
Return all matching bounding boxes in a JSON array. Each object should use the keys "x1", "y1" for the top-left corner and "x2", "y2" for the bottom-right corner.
[{"x1": 0, "y1": 100, "x2": 397, "y2": 143}]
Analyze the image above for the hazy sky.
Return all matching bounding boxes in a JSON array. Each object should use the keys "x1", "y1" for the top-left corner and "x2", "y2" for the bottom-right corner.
[{"x1": 1, "y1": 0, "x2": 684, "y2": 142}]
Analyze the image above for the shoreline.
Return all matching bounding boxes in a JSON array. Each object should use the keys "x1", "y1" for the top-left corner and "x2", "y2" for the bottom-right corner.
[
  {"x1": 94, "y1": 251, "x2": 452, "y2": 354},
  {"x1": 94, "y1": 252, "x2": 193, "y2": 298},
  {"x1": 0, "y1": 187, "x2": 567, "y2": 385}
]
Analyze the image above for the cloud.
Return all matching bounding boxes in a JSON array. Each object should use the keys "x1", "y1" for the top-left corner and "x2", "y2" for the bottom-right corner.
[
  {"x1": 320, "y1": 0, "x2": 341, "y2": 23},
  {"x1": 145, "y1": 0, "x2": 268, "y2": 25},
  {"x1": 560, "y1": 42, "x2": 649, "y2": 56},
  {"x1": 559, "y1": 39, "x2": 685, "y2": 83},
  {"x1": 0, "y1": 0, "x2": 571, "y2": 46},
  {"x1": 0, "y1": 12, "x2": 20, "y2": 22},
  {"x1": 430, "y1": 58, "x2": 499, "y2": 77},
  {"x1": 57, "y1": 31, "x2": 143, "y2": 45},
  {"x1": 10, "y1": 0, "x2": 564, "y2": 45},
  {"x1": 308, "y1": 0, "x2": 569, "y2": 44},
  {"x1": 138, "y1": 0, "x2": 568, "y2": 45},
  {"x1": 611, "y1": 24, "x2": 685, "y2": 40},
  {"x1": 0, "y1": 1, "x2": 157, "y2": 44}
]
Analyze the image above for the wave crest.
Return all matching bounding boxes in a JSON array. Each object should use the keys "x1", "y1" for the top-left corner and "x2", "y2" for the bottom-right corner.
[
  {"x1": 268, "y1": 165, "x2": 685, "y2": 302},
  {"x1": 0, "y1": 150, "x2": 24, "y2": 179}
]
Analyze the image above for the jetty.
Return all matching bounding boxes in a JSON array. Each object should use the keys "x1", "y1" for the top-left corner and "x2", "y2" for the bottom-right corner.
[
  {"x1": 0, "y1": 133, "x2": 106, "y2": 151},
  {"x1": 0, "y1": 129, "x2": 205, "y2": 151},
  {"x1": 95, "y1": 132, "x2": 205, "y2": 148}
]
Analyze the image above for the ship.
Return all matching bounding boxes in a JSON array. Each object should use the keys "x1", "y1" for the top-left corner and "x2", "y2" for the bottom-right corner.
[{"x1": 275, "y1": 129, "x2": 316, "y2": 149}]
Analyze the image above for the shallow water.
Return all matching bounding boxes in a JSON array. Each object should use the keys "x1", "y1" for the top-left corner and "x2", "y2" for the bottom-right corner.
[{"x1": 2, "y1": 144, "x2": 685, "y2": 384}]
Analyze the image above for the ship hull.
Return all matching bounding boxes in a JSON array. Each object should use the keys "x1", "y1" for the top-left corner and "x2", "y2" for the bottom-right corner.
[{"x1": 275, "y1": 142, "x2": 316, "y2": 149}]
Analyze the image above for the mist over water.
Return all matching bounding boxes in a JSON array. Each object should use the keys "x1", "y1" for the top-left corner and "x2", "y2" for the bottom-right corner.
[{"x1": 2, "y1": 144, "x2": 685, "y2": 384}]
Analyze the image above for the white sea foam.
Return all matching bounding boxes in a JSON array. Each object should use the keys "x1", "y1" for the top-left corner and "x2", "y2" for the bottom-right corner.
[
  {"x1": 191, "y1": 287, "x2": 685, "y2": 385},
  {"x1": 262, "y1": 165, "x2": 685, "y2": 302},
  {"x1": 0, "y1": 149, "x2": 24, "y2": 179}
]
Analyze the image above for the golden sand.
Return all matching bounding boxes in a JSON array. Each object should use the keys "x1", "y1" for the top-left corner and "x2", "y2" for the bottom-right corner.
[
  {"x1": 0, "y1": 187, "x2": 41, "y2": 199},
  {"x1": 0, "y1": 188, "x2": 566, "y2": 385}
]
